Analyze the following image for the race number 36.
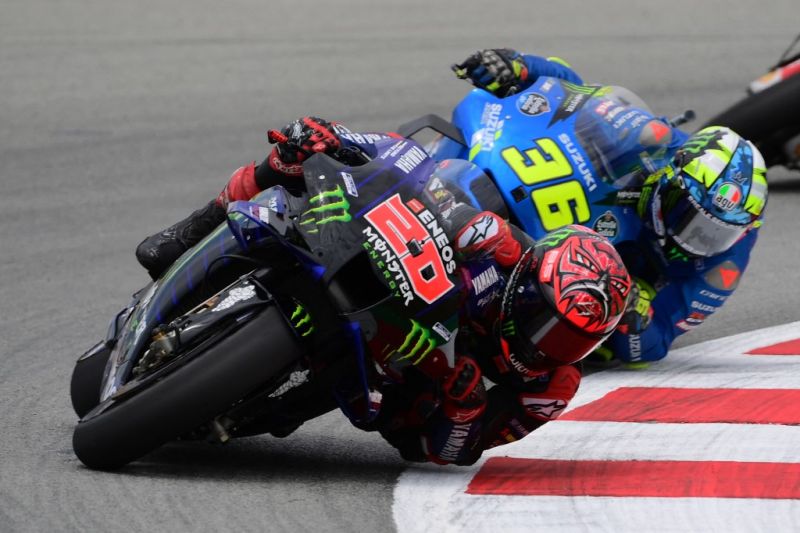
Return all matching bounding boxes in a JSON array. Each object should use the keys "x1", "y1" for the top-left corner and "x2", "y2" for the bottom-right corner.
[
  {"x1": 364, "y1": 194, "x2": 453, "y2": 304},
  {"x1": 501, "y1": 138, "x2": 590, "y2": 231}
]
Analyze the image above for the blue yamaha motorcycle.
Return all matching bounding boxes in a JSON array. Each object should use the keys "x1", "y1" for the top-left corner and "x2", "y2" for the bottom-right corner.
[
  {"x1": 398, "y1": 76, "x2": 691, "y2": 242},
  {"x1": 70, "y1": 136, "x2": 505, "y2": 470}
]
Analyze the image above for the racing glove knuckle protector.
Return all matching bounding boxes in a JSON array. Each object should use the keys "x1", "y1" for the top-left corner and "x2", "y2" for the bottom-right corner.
[
  {"x1": 266, "y1": 116, "x2": 342, "y2": 176},
  {"x1": 452, "y1": 48, "x2": 528, "y2": 97}
]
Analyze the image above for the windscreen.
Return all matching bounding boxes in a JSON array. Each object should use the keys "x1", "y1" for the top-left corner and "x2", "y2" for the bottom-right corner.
[
  {"x1": 572, "y1": 86, "x2": 675, "y2": 188},
  {"x1": 426, "y1": 158, "x2": 508, "y2": 218}
]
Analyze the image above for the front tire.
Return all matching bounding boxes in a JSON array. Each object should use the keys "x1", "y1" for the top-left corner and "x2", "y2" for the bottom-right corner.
[
  {"x1": 72, "y1": 305, "x2": 303, "y2": 470},
  {"x1": 70, "y1": 342, "x2": 112, "y2": 418}
]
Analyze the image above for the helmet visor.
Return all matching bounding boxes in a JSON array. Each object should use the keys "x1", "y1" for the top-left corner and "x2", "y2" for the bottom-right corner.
[
  {"x1": 664, "y1": 191, "x2": 748, "y2": 258},
  {"x1": 531, "y1": 314, "x2": 607, "y2": 368},
  {"x1": 507, "y1": 305, "x2": 608, "y2": 371}
]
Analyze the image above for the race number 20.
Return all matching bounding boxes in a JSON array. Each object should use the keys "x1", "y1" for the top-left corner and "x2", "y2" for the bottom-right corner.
[
  {"x1": 363, "y1": 194, "x2": 454, "y2": 304},
  {"x1": 501, "y1": 138, "x2": 590, "y2": 230}
]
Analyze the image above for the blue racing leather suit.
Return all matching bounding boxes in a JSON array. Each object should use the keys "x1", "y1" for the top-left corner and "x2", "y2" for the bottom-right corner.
[
  {"x1": 487, "y1": 54, "x2": 762, "y2": 363},
  {"x1": 610, "y1": 226, "x2": 759, "y2": 362}
]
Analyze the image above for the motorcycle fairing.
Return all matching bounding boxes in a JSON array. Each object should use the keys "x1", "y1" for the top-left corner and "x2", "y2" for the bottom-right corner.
[
  {"x1": 293, "y1": 141, "x2": 462, "y2": 313},
  {"x1": 98, "y1": 220, "x2": 262, "y2": 401},
  {"x1": 435, "y1": 77, "x2": 664, "y2": 245}
]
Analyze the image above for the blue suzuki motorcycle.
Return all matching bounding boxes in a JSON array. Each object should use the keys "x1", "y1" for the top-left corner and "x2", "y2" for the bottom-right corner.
[{"x1": 398, "y1": 76, "x2": 690, "y2": 243}]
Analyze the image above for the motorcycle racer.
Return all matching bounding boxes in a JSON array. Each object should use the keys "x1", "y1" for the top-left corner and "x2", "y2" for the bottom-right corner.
[
  {"x1": 133, "y1": 116, "x2": 631, "y2": 465},
  {"x1": 343, "y1": 159, "x2": 631, "y2": 464},
  {"x1": 369, "y1": 215, "x2": 631, "y2": 465},
  {"x1": 451, "y1": 49, "x2": 768, "y2": 367}
]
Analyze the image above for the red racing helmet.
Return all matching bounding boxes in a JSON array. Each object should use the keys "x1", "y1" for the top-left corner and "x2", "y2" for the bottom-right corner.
[{"x1": 499, "y1": 225, "x2": 631, "y2": 373}]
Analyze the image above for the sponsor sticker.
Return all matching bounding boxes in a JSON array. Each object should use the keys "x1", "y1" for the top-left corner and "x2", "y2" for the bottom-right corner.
[
  {"x1": 339, "y1": 132, "x2": 390, "y2": 144},
  {"x1": 699, "y1": 289, "x2": 726, "y2": 301},
  {"x1": 517, "y1": 92, "x2": 550, "y2": 116},
  {"x1": 704, "y1": 260, "x2": 741, "y2": 291},
  {"x1": 362, "y1": 194, "x2": 455, "y2": 306},
  {"x1": 713, "y1": 183, "x2": 742, "y2": 211},
  {"x1": 520, "y1": 397, "x2": 568, "y2": 420},
  {"x1": 476, "y1": 103, "x2": 504, "y2": 152},
  {"x1": 212, "y1": 285, "x2": 257, "y2": 313},
  {"x1": 472, "y1": 265, "x2": 500, "y2": 295},
  {"x1": 549, "y1": 82, "x2": 600, "y2": 126},
  {"x1": 340, "y1": 172, "x2": 358, "y2": 197},
  {"x1": 251, "y1": 205, "x2": 271, "y2": 224},
  {"x1": 394, "y1": 146, "x2": 428, "y2": 174},
  {"x1": 615, "y1": 190, "x2": 641, "y2": 205},
  {"x1": 539, "y1": 249, "x2": 559, "y2": 283},
  {"x1": 592, "y1": 210, "x2": 619, "y2": 239},
  {"x1": 595, "y1": 100, "x2": 614, "y2": 115},
  {"x1": 380, "y1": 140, "x2": 408, "y2": 159},
  {"x1": 558, "y1": 133, "x2": 597, "y2": 192},
  {"x1": 456, "y1": 214, "x2": 500, "y2": 250},
  {"x1": 690, "y1": 300, "x2": 716, "y2": 313},
  {"x1": 685, "y1": 311, "x2": 707, "y2": 325},
  {"x1": 433, "y1": 322, "x2": 453, "y2": 342}
]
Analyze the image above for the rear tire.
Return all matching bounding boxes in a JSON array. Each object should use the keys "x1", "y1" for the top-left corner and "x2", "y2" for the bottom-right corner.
[
  {"x1": 72, "y1": 305, "x2": 303, "y2": 470},
  {"x1": 704, "y1": 74, "x2": 800, "y2": 167}
]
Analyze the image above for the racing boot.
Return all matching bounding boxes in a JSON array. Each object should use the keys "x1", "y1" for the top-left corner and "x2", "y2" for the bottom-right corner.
[
  {"x1": 135, "y1": 200, "x2": 227, "y2": 280},
  {"x1": 134, "y1": 117, "x2": 344, "y2": 279},
  {"x1": 135, "y1": 161, "x2": 262, "y2": 279}
]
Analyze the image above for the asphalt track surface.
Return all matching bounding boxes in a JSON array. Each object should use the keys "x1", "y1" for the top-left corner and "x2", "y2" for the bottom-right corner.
[{"x1": 1, "y1": 1, "x2": 798, "y2": 531}]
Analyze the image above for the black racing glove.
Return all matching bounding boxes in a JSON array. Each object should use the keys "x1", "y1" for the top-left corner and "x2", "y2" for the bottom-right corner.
[
  {"x1": 266, "y1": 116, "x2": 342, "y2": 176},
  {"x1": 452, "y1": 48, "x2": 529, "y2": 97}
]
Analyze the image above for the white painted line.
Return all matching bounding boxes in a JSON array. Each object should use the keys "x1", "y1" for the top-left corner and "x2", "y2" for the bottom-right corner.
[
  {"x1": 498, "y1": 421, "x2": 800, "y2": 463},
  {"x1": 393, "y1": 321, "x2": 800, "y2": 533}
]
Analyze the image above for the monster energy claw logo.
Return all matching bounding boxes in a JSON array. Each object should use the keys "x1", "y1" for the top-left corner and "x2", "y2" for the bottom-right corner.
[
  {"x1": 290, "y1": 303, "x2": 314, "y2": 337},
  {"x1": 394, "y1": 319, "x2": 436, "y2": 365},
  {"x1": 666, "y1": 245, "x2": 689, "y2": 262},
  {"x1": 501, "y1": 319, "x2": 516, "y2": 337},
  {"x1": 299, "y1": 185, "x2": 352, "y2": 232},
  {"x1": 680, "y1": 128, "x2": 726, "y2": 156},
  {"x1": 536, "y1": 226, "x2": 573, "y2": 248}
]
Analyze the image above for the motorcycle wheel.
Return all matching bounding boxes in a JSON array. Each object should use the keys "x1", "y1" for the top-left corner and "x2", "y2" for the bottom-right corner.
[
  {"x1": 70, "y1": 342, "x2": 112, "y2": 418},
  {"x1": 703, "y1": 74, "x2": 800, "y2": 167},
  {"x1": 72, "y1": 304, "x2": 303, "y2": 470}
]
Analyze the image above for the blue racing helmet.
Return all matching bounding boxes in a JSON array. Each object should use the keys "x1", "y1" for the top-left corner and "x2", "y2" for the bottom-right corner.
[{"x1": 639, "y1": 126, "x2": 768, "y2": 259}]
